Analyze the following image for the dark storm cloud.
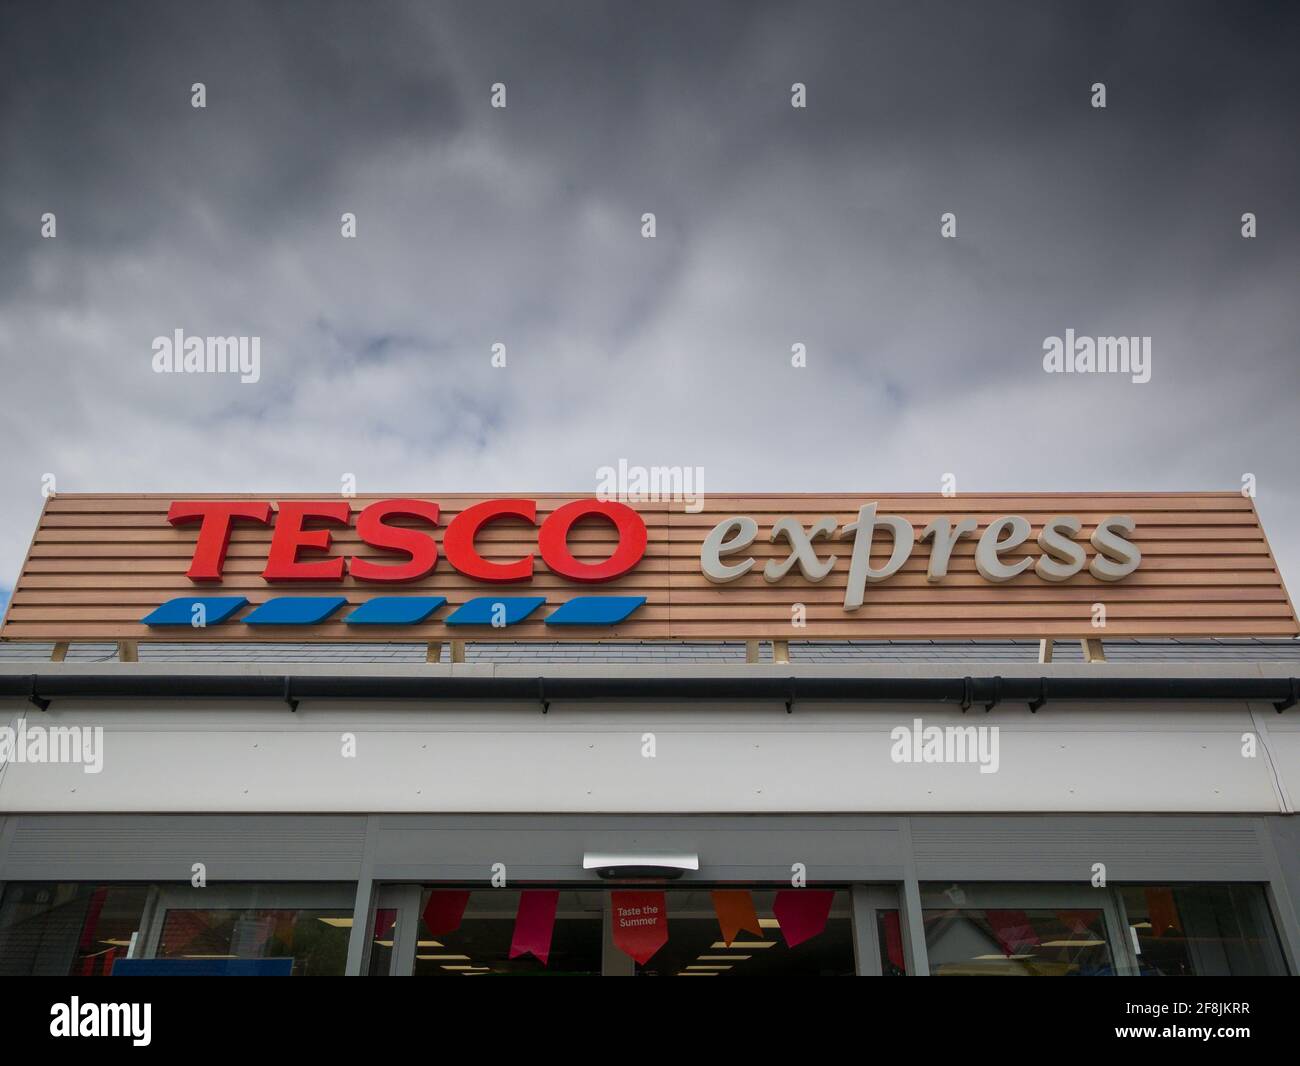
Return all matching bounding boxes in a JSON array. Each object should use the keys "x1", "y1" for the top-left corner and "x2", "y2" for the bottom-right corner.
[
  {"x1": 0, "y1": 0, "x2": 1298, "y2": 591},
  {"x1": 0, "y1": 1, "x2": 461, "y2": 259}
]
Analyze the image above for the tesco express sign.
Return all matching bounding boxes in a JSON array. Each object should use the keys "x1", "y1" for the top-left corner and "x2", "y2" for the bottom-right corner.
[{"x1": 170, "y1": 499, "x2": 1140, "y2": 604}]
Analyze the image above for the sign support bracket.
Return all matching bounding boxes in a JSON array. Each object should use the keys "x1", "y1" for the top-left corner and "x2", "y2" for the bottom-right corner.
[{"x1": 1081, "y1": 638, "x2": 1106, "y2": 663}]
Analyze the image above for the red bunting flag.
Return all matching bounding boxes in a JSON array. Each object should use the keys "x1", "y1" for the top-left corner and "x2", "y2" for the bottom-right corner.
[
  {"x1": 509, "y1": 890, "x2": 560, "y2": 965},
  {"x1": 610, "y1": 890, "x2": 669, "y2": 965},
  {"x1": 422, "y1": 890, "x2": 471, "y2": 937},
  {"x1": 985, "y1": 910, "x2": 1041, "y2": 956},
  {"x1": 79, "y1": 887, "x2": 108, "y2": 952},
  {"x1": 772, "y1": 890, "x2": 835, "y2": 948},
  {"x1": 882, "y1": 911, "x2": 906, "y2": 972},
  {"x1": 373, "y1": 907, "x2": 397, "y2": 939},
  {"x1": 711, "y1": 890, "x2": 764, "y2": 946}
]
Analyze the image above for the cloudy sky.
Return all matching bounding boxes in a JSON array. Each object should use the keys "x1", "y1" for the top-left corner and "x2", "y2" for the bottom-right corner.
[{"x1": 1, "y1": 0, "x2": 1298, "y2": 603}]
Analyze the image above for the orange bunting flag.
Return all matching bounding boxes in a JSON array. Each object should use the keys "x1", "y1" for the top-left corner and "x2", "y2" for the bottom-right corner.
[
  {"x1": 1145, "y1": 887, "x2": 1183, "y2": 937},
  {"x1": 1055, "y1": 910, "x2": 1095, "y2": 936},
  {"x1": 711, "y1": 890, "x2": 764, "y2": 946}
]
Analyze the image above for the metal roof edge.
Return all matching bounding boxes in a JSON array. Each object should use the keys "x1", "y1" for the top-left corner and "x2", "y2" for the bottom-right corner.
[
  {"x1": 0, "y1": 662, "x2": 1296, "y2": 708},
  {"x1": 0, "y1": 660, "x2": 1295, "y2": 681}
]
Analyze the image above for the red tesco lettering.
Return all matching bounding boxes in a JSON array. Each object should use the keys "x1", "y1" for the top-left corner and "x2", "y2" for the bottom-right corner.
[{"x1": 168, "y1": 498, "x2": 647, "y2": 584}]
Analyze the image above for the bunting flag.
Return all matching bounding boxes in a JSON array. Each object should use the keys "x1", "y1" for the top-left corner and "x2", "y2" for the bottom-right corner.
[
  {"x1": 509, "y1": 890, "x2": 560, "y2": 965},
  {"x1": 1055, "y1": 910, "x2": 1096, "y2": 936},
  {"x1": 1145, "y1": 888, "x2": 1183, "y2": 936},
  {"x1": 160, "y1": 911, "x2": 211, "y2": 956},
  {"x1": 711, "y1": 890, "x2": 763, "y2": 946},
  {"x1": 772, "y1": 890, "x2": 835, "y2": 948},
  {"x1": 271, "y1": 910, "x2": 297, "y2": 950},
  {"x1": 985, "y1": 910, "x2": 1041, "y2": 956},
  {"x1": 422, "y1": 890, "x2": 472, "y2": 937},
  {"x1": 78, "y1": 887, "x2": 108, "y2": 953},
  {"x1": 882, "y1": 910, "x2": 906, "y2": 972},
  {"x1": 610, "y1": 890, "x2": 669, "y2": 965},
  {"x1": 373, "y1": 908, "x2": 397, "y2": 939}
]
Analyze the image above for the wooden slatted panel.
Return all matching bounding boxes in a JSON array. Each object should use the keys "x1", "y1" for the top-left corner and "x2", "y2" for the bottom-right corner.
[{"x1": 0, "y1": 492, "x2": 1295, "y2": 641}]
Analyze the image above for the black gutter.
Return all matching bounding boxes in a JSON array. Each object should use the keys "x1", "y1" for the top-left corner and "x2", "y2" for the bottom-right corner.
[{"x1": 1, "y1": 673, "x2": 1296, "y2": 711}]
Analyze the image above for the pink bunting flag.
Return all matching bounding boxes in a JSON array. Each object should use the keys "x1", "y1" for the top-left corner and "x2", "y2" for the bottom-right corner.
[
  {"x1": 772, "y1": 890, "x2": 835, "y2": 948},
  {"x1": 509, "y1": 890, "x2": 560, "y2": 966}
]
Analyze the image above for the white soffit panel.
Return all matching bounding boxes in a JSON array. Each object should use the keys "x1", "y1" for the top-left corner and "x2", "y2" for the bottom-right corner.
[{"x1": 0, "y1": 699, "x2": 1286, "y2": 815}]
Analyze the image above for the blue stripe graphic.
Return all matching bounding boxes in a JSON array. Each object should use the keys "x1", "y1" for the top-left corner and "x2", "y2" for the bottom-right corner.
[
  {"x1": 444, "y1": 596, "x2": 545, "y2": 626},
  {"x1": 113, "y1": 958, "x2": 293, "y2": 977},
  {"x1": 545, "y1": 596, "x2": 646, "y2": 626},
  {"x1": 141, "y1": 596, "x2": 249, "y2": 626},
  {"x1": 345, "y1": 596, "x2": 447, "y2": 625},
  {"x1": 142, "y1": 593, "x2": 645, "y2": 627},
  {"x1": 243, "y1": 596, "x2": 348, "y2": 625}
]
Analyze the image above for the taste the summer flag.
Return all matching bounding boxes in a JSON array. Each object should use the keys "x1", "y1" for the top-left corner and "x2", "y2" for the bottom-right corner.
[{"x1": 611, "y1": 890, "x2": 668, "y2": 964}]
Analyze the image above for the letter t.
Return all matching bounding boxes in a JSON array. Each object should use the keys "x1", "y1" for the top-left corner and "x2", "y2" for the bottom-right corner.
[{"x1": 168, "y1": 501, "x2": 273, "y2": 580}]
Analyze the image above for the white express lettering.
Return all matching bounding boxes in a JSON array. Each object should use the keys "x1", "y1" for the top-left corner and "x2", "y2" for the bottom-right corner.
[{"x1": 698, "y1": 506, "x2": 1141, "y2": 608}]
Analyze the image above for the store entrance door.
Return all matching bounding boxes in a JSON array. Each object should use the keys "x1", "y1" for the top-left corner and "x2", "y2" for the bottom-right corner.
[{"x1": 367, "y1": 884, "x2": 901, "y2": 976}]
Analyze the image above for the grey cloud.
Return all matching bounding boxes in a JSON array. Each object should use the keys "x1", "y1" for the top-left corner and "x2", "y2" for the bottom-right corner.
[{"x1": 0, "y1": 0, "x2": 1298, "y2": 594}]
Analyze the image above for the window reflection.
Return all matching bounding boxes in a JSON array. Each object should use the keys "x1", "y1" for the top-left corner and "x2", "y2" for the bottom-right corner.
[
  {"x1": 0, "y1": 883, "x2": 148, "y2": 976},
  {"x1": 0, "y1": 882, "x2": 354, "y2": 976},
  {"x1": 158, "y1": 907, "x2": 351, "y2": 976},
  {"x1": 367, "y1": 908, "x2": 398, "y2": 975},
  {"x1": 923, "y1": 906, "x2": 1112, "y2": 975},
  {"x1": 1121, "y1": 885, "x2": 1287, "y2": 976}
]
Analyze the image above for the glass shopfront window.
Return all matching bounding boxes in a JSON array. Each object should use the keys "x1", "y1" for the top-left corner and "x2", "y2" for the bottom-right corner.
[
  {"x1": 157, "y1": 905, "x2": 350, "y2": 975},
  {"x1": 924, "y1": 907, "x2": 1112, "y2": 976},
  {"x1": 380, "y1": 885, "x2": 856, "y2": 976},
  {"x1": 1120, "y1": 884, "x2": 1288, "y2": 976},
  {"x1": 922, "y1": 884, "x2": 1114, "y2": 976},
  {"x1": 0, "y1": 882, "x2": 149, "y2": 976},
  {"x1": 5, "y1": 878, "x2": 1291, "y2": 976},
  {"x1": 148, "y1": 883, "x2": 353, "y2": 976},
  {"x1": 0, "y1": 882, "x2": 354, "y2": 976}
]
